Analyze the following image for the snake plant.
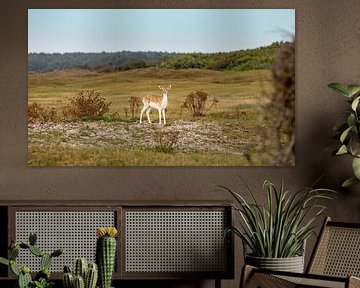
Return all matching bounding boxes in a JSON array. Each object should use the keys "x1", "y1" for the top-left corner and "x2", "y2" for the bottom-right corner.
[
  {"x1": 328, "y1": 82, "x2": 360, "y2": 187},
  {"x1": 221, "y1": 179, "x2": 334, "y2": 258}
]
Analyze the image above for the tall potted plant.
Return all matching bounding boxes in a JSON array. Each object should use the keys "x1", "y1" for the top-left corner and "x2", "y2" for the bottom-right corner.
[
  {"x1": 328, "y1": 82, "x2": 360, "y2": 187},
  {"x1": 221, "y1": 179, "x2": 334, "y2": 273}
]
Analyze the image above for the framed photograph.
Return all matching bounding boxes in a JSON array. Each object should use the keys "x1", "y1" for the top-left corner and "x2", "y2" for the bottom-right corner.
[{"x1": 28, "y1": 9, "x2": 295, "y2": 166}]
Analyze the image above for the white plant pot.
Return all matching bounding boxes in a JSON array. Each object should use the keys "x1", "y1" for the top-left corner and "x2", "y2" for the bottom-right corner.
[{"x1": 245, "y1": 254, "x2": 305, "y2": 273}]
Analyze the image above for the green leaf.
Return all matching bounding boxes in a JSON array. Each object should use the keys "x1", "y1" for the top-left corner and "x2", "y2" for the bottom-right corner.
[
  {"x1": 342, "y1": 177, "x2": 360, "y2": 188},
  {"x1": 328, "y1": 83, "x2": 351, "y2": 97},
  {"x1": 8, "y1": 247, "x2": 19, "y2": 261},
  {"x1": 348, "y1": 114, "x2": 356, "y2": 127},
  {"x1": 352, "y1": 157, "x2": 360, "y2": 179},
  {"x1": 340, "y1": 126, "x2": 353, "y2": 143},
  {"x1": 352, "y1": 96, "x2": 360, "y2": 111},
  {"x1": 349, "y1": 135, "x2": 360, "y2": 157},
  {"x1": 336, "y1": 145, "x2": 348, "y2": 155},
  {"x1": 10, "y1": 261, "x2": 20, "y2": 276},
  {"x1": 0, "y1": 257, "x2": 9, "y2": 266},
  {"x1": 29, "y1": 246, "x2": 44, "y2": 257},
  {"x1": 347, "y1": 85, "x2": 360, "y2": 97}
]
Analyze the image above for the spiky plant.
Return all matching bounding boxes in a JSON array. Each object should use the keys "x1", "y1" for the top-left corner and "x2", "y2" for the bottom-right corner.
[
  {"x1": 221, "y1": 179, "x2": 335, "y2": 258},
  {"x1": 96, "y1": 227, "x2": 118, "y2": 288}
]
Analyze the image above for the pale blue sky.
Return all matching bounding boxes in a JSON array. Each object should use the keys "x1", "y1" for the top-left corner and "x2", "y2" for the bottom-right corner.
[{"x1": 28, "y1": 9, "x2": 295, "y2": 53}]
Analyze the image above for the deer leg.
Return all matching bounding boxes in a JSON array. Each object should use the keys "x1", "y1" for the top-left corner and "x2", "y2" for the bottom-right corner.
[
  {"x1": 146, "y1": 108, "x2": 152, "y2": 124},
  {"x1": 162, "y1": 109, "x2": 166, "y2": 125},
  {"x1": 158, "y1": 108, "x2": 162, "y2": 124},
  {"x1": 139, "y1": 105, "x2": 147, "y2": 123}
]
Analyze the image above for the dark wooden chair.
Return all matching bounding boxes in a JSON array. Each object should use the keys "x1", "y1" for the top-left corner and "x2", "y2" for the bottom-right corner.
[{"x1": 241, "y1": 217, "x2": 360, "y2": 288}]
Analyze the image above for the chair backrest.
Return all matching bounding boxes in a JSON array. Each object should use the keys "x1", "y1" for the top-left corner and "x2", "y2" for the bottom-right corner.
[{"x1": 307, "y1": 217, "x2": 360, "y2": 277}]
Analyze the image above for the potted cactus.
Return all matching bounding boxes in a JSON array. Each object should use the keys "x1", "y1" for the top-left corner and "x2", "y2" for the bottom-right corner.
[
  {"x1": 62, "y1": 258, "x2": 98, "y2": 288},
  {"x1": 96, "y1": 227, "x2": 118, "y2": 288},
  {"x1": 0, "y1": 232, "x2": 63, "y2": 288}
]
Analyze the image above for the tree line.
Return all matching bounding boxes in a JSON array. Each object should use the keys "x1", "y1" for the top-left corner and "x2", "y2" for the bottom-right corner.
[{"x1": 28, "y1": 41, "x2": 283, "y2": 72}]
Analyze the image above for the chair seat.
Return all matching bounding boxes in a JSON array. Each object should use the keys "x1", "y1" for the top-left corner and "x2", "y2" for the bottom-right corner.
[
  {"x1": 277, "y1": 274, "x2": 346, "y2": 288},
  {"x1": 243, "y1": 266, "x2": 360, "y2": 288}
]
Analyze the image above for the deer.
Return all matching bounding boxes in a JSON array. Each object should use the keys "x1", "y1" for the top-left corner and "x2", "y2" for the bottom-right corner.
[{"x1": 139, "y1": 85, "x2": 171, "y2": 125}]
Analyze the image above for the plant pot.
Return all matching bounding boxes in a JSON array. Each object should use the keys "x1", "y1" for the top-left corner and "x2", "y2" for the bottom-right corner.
[{"x1": 245, "y1": 254, "x2": 304, "y2": 273}]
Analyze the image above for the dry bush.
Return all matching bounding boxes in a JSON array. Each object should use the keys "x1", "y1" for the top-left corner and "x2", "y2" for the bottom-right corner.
[
  {"x1": 28, "y1": 103, "x2": 57, "y2": 123},
  {"x1": 262, "y1": 40, "x2": 295, "y2": 165},
  {"x1": 62, "y1": 90, "x2": 111, "y2": 120},
  {"x1": 128, "y1": 96, "x2": 142, "y2": 119},
  {"x1": 182, "y1": 90, "x2": 218, "y2": 117},
  {"x1": 123, "y1": 107, "x2": 129, "y2": 119},
  {"x1": 154, "y1": 129, "x2": 180, "y2": 153}
]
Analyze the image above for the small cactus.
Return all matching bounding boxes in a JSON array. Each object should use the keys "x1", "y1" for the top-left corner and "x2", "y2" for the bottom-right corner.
[
  {"x1": 96, "y1": 227, "x2": 118, "y2": 288},
  {"x1": 41, "y1": 253, "x2": 52, "y2": 270},
  {"x1": 19, "y1": 243, "x2": 30, "y2": 249},
  {"x1": 29, "y1": 245, "x2": 44, "y2": 257},
  {"x1": 63, "y1": 272, "x2": 74, "y2": 288},
  {"x1": 9, "y1": 246, "x2": 19, "y2": 260},
  {"x1": 74, "y1": 275, "x2": 85, "y2": 288},
  {"x1": 0, "y1": 232, "x2": 63, "y2": 288},
  {"x1": 51, "y1": 248, "x2": 64, "y2": 258},
  {"x1": 74, "y1": 258, "x2": 88, "y2": 279},
  {"x1": 35, "y1": 268, "x2": 50, "y2": 281},
  {"x1": 29, "y1": 232, "x2": 37, "y2": 246},
  {"x1": 64, "y1": 265, "x2": 72, "y2": 273},
  {"x1": 18, "y1": 268, "x2": 32, "y2": 288},
  {"x1": 63, "y1": 259, "x2": 98, "y2": 288},
  {"x1": 85, "y1": 262, "x2": 98, "y2": 288}
]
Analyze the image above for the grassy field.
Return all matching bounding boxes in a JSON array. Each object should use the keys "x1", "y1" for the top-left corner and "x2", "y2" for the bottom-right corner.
[{"x1": 28, "y1": 68, "x2": 276, "y2": 166}]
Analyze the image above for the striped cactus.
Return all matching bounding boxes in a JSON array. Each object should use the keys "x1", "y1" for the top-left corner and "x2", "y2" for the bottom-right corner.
[
  {"x1": 63, "y1": 272, "x2": 74, "y2": 288},
  {"x1": 96, "y1": 227, "x2": 118, "y2": 288},
  {"x1": 85, "y1": 262, "x2": 98, "y2": 288},
  {"x1": 74, "y1": 258, "x2": 88, "y2": 279},
  {"x1": 73, "y1": 275, "x2": 85, "y2": 288},
  {"x1": 63, "y1": 260, "x2": 98, "y2": 288}
]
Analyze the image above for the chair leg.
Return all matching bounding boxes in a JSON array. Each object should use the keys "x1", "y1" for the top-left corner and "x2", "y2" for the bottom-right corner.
[
  {"x1": 349, "y1": 276, "x2": 360, "y2": 288},
  {"x1": 240, "y1": 265, "x2": 296, "y2": 288},
  {"x1": 240, "y1": 265, "x2": 255, "y2": 288},
  {"x1": 215, "y1": 278, "x2": 221, "y2": 288}
]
